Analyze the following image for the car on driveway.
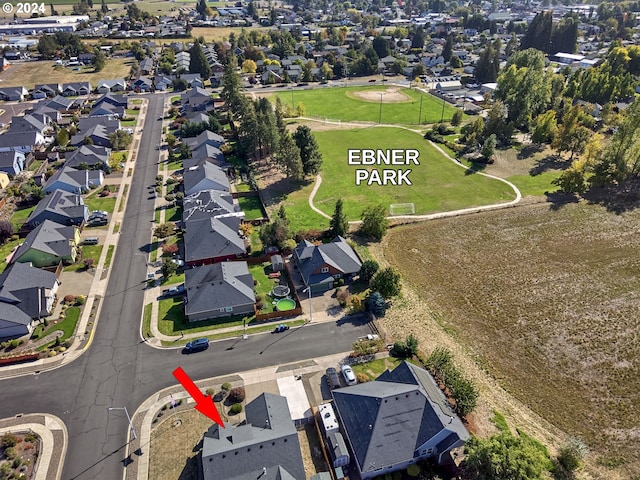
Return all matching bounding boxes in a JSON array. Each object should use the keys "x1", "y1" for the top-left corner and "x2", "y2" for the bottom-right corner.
[
  {"x1": 341, "y1": 364, "x2": 357, "y2": 386},
  {"x1": 86, "y1": 218, "x2": 108, "y2": 227},
  {"x1": 184, "y1": 338, "x2": 209, "y2": 353},
  {"x1": 326, "y1": 367, "x2": 341, "y2": 389}
]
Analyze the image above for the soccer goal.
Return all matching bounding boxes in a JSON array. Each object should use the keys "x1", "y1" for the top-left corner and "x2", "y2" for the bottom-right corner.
[{"x1": 389, "y1": 203, "x2": 416, "y2": 216}]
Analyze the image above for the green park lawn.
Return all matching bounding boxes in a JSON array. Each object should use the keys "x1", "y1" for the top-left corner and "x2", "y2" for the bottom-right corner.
[
  {"x1": 506, "y1": 172, "x2": 561, "y2": 197},
  {"x1": 277, "y1": 127, "x2": 517, "y2": 231},
  {"x1": 270, "y1": 86, "x2": 458, "y2": 124}
]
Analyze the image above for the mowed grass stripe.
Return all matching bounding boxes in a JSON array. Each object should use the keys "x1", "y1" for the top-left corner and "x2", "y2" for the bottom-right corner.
[
  {"x1": 271, "y1": 86, "x2": 458, "y2": 124},
  {"x1": 278, "y1": 127, "x2": 515, "y2": 231}
]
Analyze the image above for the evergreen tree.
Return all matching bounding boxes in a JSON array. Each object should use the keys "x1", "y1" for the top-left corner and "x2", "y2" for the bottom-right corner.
[
  {"x1": 220, "y1": 55, "x2": 245, "y2": 115},
  {"x1": 189, "y1": 42, "x2": 212, "y2": 79},
  {"x1": 372, "y1": 36, "x2": 390, "y2": 58},
  {"x1": 292, "y1": 125, "x2": 322, "y2": 175},
  {"x1": 442, "y1": 34, "x2": 454, "y2": 62},
  {"x1": 411, "y1": 26, "x2": 425, "y2": 50},
  {"x1": 274, "y1": 133, "x2": 303, "y2": 181},
  {"x1": 521, "y1": 11, "x2": 553, "y2": 53},
  {"x1": 329, "y1": 199, "x2": 348, "y2": 238},
  {"x1": 101, "y1": 0, "x2": 108, "y2": 13}
]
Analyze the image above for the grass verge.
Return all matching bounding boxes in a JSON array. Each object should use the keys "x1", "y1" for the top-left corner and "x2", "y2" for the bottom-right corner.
[{"x1": 143, "y1": 303, "x2": 153, "y2": 339}]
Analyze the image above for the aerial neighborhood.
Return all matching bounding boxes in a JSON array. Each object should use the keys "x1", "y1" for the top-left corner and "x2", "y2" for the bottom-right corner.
[{"x1": 0, "y1": 0, "x2": 638, "y2": 479}]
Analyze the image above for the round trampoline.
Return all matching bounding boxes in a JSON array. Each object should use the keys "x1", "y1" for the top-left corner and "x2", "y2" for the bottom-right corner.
[
  {"x1": 275, "y1": 298, "x2": 296, "y2": 311},
  {"x1": 272, "y1": 285, "x2": 291, "y2": 298}
]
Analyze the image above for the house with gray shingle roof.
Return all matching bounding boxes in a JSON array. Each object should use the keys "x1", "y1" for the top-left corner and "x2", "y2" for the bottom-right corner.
[
  {"x1": 201, "y1": 392, "x2": 305, "y2": 480},
  {"x1": 89, "y1": 102, "x2": 125, "y2": 118},
  {"x1": 95, "y1": 79, "x2": 127, "y2": 94},
  {"x1": 184, "y1": 144, "x2": 231, "y2": 171},
  {"x1": 12, "y1": 220, "x2": 80, "y2": 267},
  {"x1": 93, "y1": 92, "x2": 128, "y2": 109},
  {"x1": 293, "y1": 236, "x2": 362, "y2": 294},
  {"x1": 61, "y1": 82, "x2": 91, "y2": 96},
  {"x1": 182, "y1": 189, "x2": 242, "y2": 225},
  {"x1": 332, "y1": 361, "x2": 470, "y2": 479},
  {"x1": 184, "y1": 261, "x2": 255, "y2": 321},
  {"x1": 0, "y1": 131, "x2": 46, "y2": 154},
  {"x1": 64, "y1": 144, "x2": 111, "y2": 169},
  {"x1": 40, "y1": 95, "x2": 76, "y2": 112},
  {"x1": 70, "y1": 124, "x2": 111, "y2": 147},
  {"x1": 25, "y1": 189, "x2": 88, "y2": 230},
  {"x1": 0, "y1": 86, "x2": 27, "y2": 101},
  {"x1": 183, "y1": 130, "x2": 225, "y2": 150},
  {"x1": 0, "y1": 150, "x2": 25, "y2": 175},
  {"x1": 44, "y1": 165, "x2": 104, "y2": 194},
  {"x1": 183, "y1": 162, "x2": 230, "y2": 196},
  {"x1": 33, "y1": 83, "x2": 61, "y2": 99},
  {"x1": 0, "y1": 262, "x2": 60, "y2": 339},
  {"x1": 184, "y1": 215, "x2": 246, "y2": 265}
]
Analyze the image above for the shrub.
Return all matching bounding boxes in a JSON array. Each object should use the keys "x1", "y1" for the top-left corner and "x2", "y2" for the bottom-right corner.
[
  {"x1": 1, "y1": 432, "x2": 18, "y2": 448},
  {"x1": 155, "y1": 175, "x2": 163, "y2": 181},
  {"x1": 3, "y1": 446, "x2": 15, "y2": 459},
  {"x1": 165, "y1": 194, "x2": 175, "y2": 202},
  {"x1": 230, "y1": 403, "x2": 243, "y2": 415},
  {"x1": 221, "y1": 382, "x2": 232, "y2": 392},
  {"x1": 166, "y1": 177, "x2": 176, "y2": 185},
  {"x1": 63, "y1": 294, "x2": 77, "y2": 304},
  {"x1": 356, "y1": 373, "x2": 369, "y2": 384},
  {"x1": 161, "y1": 243, "x2": 179, "y2": 255},
  {"x1": 558, "y1": 437, "x2": 588, "y2": 472},
  {"x1": 76, "y1": 295, "x2": 86, "y2": 305},
  {"x1": 205, "y1": 388, "x2": 215, "y2": 397},
  {"x1": 12, "y1": 457, "x2": 22, "y2": 469},
  {"x1": 407, "y1": 464, "x2": 420, "y2": 477},
  {"x1": 83, "y1": 258, "x2": 94, "y2": 269},
  {"x1": 256, "y1": 301, "x2": 264, "y2": 310},
  {"x1": 359, "y1": 260, "x2": 379, "y2": 283},
  {"x1": 24, "y1": 433, "x2": 37, "y2": 443},
  {"x1": 228, "y1": 386, "x2": 245, "y2": 403},
  {"x1": 336, "y1": 288, "x2": 349, "y2": 307}
]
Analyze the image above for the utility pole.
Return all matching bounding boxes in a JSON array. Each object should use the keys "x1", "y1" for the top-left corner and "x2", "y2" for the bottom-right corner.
[{"x1": 418, "y1": 95, "x2": 423, "y2": 125}]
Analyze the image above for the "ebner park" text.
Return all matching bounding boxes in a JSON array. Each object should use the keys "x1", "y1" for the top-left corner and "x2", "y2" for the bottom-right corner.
[{"x1": 348, "y1": 149, "x2": 420, "y2": 186}]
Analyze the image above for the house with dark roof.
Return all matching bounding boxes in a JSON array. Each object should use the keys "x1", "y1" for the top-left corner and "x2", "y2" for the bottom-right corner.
[
  {"x1": 89, "y1": 102, "x2": 125, "y2": 118},
  {"x1": 180, "y1": 73, "x2": 204, "y2": 88},
  {"x1": 184, "y1": 215, "x2": 246, "y2": 265},
  {"x1": 70, "y1": 124, "x2": 111, "y2": 147},
  {"x1": 0, "y1": 131, "x2": 46, "y2": 154},
  {"x1": 293, "y1": 236, "x2": 362, "y2": 294},
  {"x1": 184, "y1": 261, "x2": 255, "y2": 321},
  {"x1": 0, "y1": 150, "x2": 25, "y2": 175},
  {"x1": 10, "y1": 114, "x2": 51, "y2": 136},
  {"x1": 93, "y1": 92, "x2": 128, "y2": 109},
  {"x1": 0, "y1": 86, "x2": 27, "y2": 101},
  {"x1": 64, "y1": 144, "x2": 111, "y2": 169},
  {"x1": 44, "y1": 165, "x2": 104, "y2": 194},
  {"x1": 40, "y1": 95, "x2": 75, "y2": 113},
  {"x1": 183, "y1": 130, "x2": 225, "y2": 150},
  {"x1": 32, "y1": 83, "x2": 61, "y2": 99},
  {"x1": 183, "y1": 144, "x2": 231, "y2": 171},
  {"x1": 132, "y1": 76, "x2": 153, "y2": 92},
  {"x1": 61, "y1": 82, "x2": 91, "y2": 96},
  {"x1": 12, "y1": 220, "x2": 80, "y2": 267},
  {"x1": 332, "y1": 361, "x2": 470, "y2": 479},
  {"x1": 180, "y1": 86, "x2": 212, "y2": 110},
  {"x1": 0, "y1": 262, "x2": 59, "y2": 339},
  {"x1": 139, "y1": 57, "x2": 154, "y2": 74},
  {"x1": 201, "y1": 393, "x2": 305, "y2": 480},
  {"x1": 25, "y1": 189, "x2": 88, "y2": 229},
  {"x1": 183, "y1": 162, "x2": 230, "y2": 196},
  {"x1": 182, "y1": 189, "x2": 242, "y2": 225},
  {"x1": 77, "y1": 116, "x2": 120, "y2": 133},
  {"x1": 153, "y1": 74, "x2": 174, "y2": 91}
]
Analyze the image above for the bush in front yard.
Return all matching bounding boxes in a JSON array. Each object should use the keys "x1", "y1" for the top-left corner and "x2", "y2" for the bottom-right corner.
[
  {"x1": 221, "y1": 382, "x2": 231, "y2": 392},
  {"x1": 228, "y1": 387, "x2": 245, "y2": 403},
  {"x1": 63, "y1": 294, "x2": 77, "y2": 304},
  {"x1": 406, "y1": 464, "x2": 420, "y2": 477},
  {"x1": 230, "y1": 403, "x2": 243, "y2": 415}
]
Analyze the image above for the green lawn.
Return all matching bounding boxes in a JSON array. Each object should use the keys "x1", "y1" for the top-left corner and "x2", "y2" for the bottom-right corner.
[
  {"x1": 0, "y1": 238, "x2": 22, "y2": 274},
  {"x1": 507, "y1": 172, "x2": 561, "y2": 197},
  {"x1": 278, "y1": 127, "x2": 517, "y2": 231},
  {"x1": 270, "y1": 86, "x2": 458, "y2": 124},
  {"x1": 165, "y1": 204, "x2": 182, "y2": 222},
  {"x1": 143, "y1": 303, "x2": 153, "y2": 339},
  {"x1": 157, "y1": 297, "x2": 256, "y2": 335},
  {"x1": 84, "y1": 194, "x2": 117, "y2": 213},
  {"x1": 10, "y1": 205, "x2": 36, "y2": 230},
  {"x1": 125, "y1": 108, "x2": 140, "y2": 116},
  {"x1": 121, "y1": 118, "x2": 136, "y2": 127},
  {"x1": 237, "y1": 196, "x2": 265, "y2": 220},
  {"x1": 104, "y1": 245, "x2": 114, "y2": 269},
  {"x1": 34, "y1": 306, "x2": 81, "y2": 348},
  {"x1": 249, "y1": 263, "x2": 289, "y2": 314},
  {"x1": 352, "y1": 357, "x2": 402, "y2": 381},
  {"x1": 167, "y1": 157, "x2": 182, "y2": 171}
]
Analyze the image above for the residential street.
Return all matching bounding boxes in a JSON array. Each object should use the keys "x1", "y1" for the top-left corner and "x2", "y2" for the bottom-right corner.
[{"x1": 0, "y1": 92, "x2": 372, "y2": 480}]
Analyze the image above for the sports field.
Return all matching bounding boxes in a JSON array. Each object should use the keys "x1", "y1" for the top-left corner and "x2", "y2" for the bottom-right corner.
[
  {"x1": 270, "y1": 86, "x2": 458, "y2": 124},
  {"x1": 273, "y1": 127, "x2": 516, "y2": 231}
]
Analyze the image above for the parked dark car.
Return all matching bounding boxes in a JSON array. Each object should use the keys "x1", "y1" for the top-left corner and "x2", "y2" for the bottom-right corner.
[
  {"x1": 184, "y1": 338, "x2": 209, "y2": 353},
  {"x1": 326, "y1": 367, "x2": 341, "y2": 389}
]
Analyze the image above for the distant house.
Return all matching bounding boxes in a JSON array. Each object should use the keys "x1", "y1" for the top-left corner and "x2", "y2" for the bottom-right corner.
[
  {"x1": 153, "y1": 74, "x2": 174, "y2": 91},
  {"x1": 93, "y1": 92, "x2": 128, "y2": 109},
  {"x1": 89, "y1": 102, "x2": 125, "y2": 118},
  {"x1": 180, "y1": 86, "x2": 212, "y2": 110},
  {"x1": 180, "y1": 73, "x2": 204, "y2": 88},
  {"x1": 139, "y1": 57, "x2": 154, "y2": 75},
  {"x1": 64, "y1": 144, "x2": 111, "y2": 169},
  {"x1": 175, "y1": 51, "x2": 190, "y2": 71},
  {"x1": 0, "y1": 131, "x2": 46, "y2": 154},
  {"x1": 61, "y1": 82, "x2": 91, "y2": 96},
  {"x1": 0, "y1": 150, "x2": 25, "y2": 175},
  {"x1": 40, "y1": 95, "x2": 76, "y2": 113},
  {"x1": 0, "y1": 262, "x2": 60, "y2": 339},
  {"x1": 183, "y1": 162, "x2": 230, "y2": 196},
  {"x1": 182, "y1": 189, "x2": 242, "y2": 224},
  {"x1": 95, "y1": 79, "x2": 127, "y2": 94},
  {"x1": 293, "y1": 236, "x2": 362, "y2": 294},
  {"x1": 0, "y1": 86, "x2": 27, "y2": 101},
  {"x1": 132, "y1": 76, "x2": 153, "y2": 92},
  {"x1": 184, "y1": 216, "x2": 246, "y2": 265},
  {"x1": 77, "y1": 116, "x2": 120, "y2": 134},
  {"x1": 12, "y1": 220, "x2": 80, "y2": 267},
  {"x1": 201, "y1": 393, "x2": 306, "y2": 480},
  {"x1": 25, "y1": 189, "x2": 89, "y2": 229},
  {"x1": 332, "y1": 361, "x2": 470, "y2": 479},
  {"x1": 43, "y1": 165, "x2": 104, "y2": 194},
  {"x1": 184, "y1": 261, "x2": 255, "y2": 321},
  {"x1": 32, "y1": 83, "x2": 61, "y2": 99},
  {"x1": 78, "y1": 52, "x2": 95, "y2": 65},
  {"x1": 10, "y1": 114, "x2": 51, "y2": 135},
  {"x1": 184, "y1": 144, "x2": 230, "y2": 171}
]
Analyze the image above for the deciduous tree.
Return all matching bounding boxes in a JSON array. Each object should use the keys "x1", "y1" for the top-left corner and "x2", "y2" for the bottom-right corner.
[
  {"x1": 369, "y1": 267, "x2": 401, "y2": 299},
  {"x1": 359, "y1": 204, "x2": 388, "y2": 241}
]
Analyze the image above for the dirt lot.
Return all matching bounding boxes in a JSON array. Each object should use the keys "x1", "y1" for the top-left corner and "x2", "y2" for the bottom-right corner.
[
  {"x1": 376, "y1": 201, "x2": 640, "y2": 479},
  {"x1": 350, "y1": 87, "x2": 410, "y2": 103}
]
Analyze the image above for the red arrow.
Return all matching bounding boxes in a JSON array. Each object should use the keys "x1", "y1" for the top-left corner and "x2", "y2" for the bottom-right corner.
[{"x1": 173, "y1": 366, "x2": 225, "y2": 428}]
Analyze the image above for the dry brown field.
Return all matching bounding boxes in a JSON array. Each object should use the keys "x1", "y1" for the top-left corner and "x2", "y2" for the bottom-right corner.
[{"x1": 380, "y1": 201, "x2": 640, "y2": 477}]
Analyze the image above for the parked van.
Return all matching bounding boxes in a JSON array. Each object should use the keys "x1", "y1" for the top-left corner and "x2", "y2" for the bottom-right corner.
[
  {"x1": 184, "y1": 338, "x2": 209, "y2": 353},
  {"x1": 83, "y1": 237, "x2": 99, "y2": 245}
]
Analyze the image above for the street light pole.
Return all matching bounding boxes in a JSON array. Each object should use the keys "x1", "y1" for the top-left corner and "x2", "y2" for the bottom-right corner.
[{"x1": 108, "y1": 407, "x2": 137, "y2": 441}]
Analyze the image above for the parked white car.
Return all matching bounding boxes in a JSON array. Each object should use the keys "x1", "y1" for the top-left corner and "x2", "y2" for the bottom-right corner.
[{"x1": 341, "y1": 365, "x2": 357, "y2": 386}]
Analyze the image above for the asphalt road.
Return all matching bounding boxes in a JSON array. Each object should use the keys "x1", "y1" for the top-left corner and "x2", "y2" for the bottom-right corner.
[{"x1": 0, "y1": 93, "x2": 373, "y2": 480}]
